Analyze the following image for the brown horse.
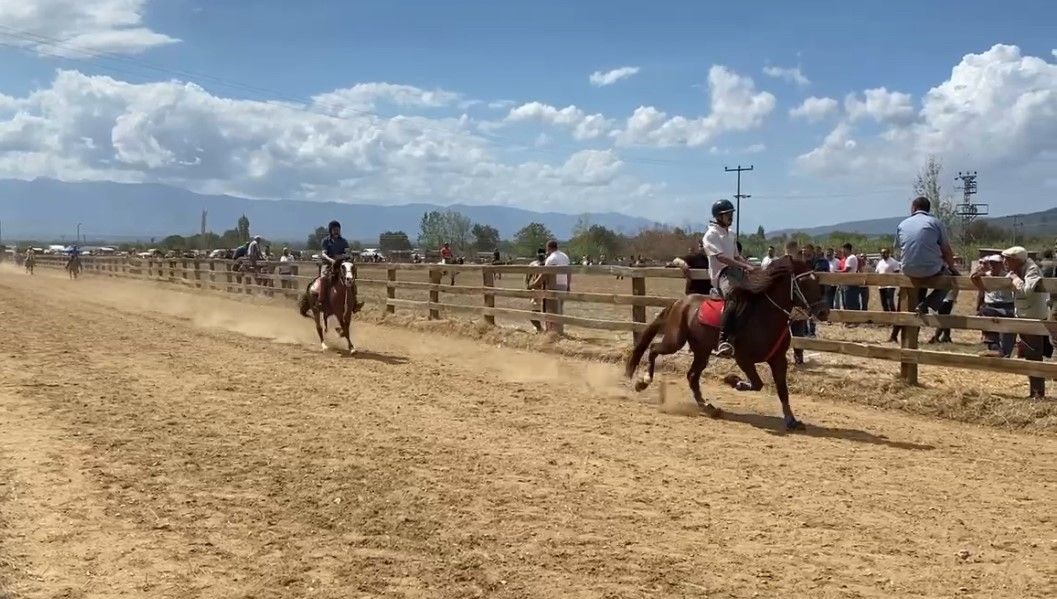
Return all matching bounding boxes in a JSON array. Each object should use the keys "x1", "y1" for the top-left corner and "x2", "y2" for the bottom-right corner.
[
  {"x1": 625, "y1": 256, "x2": 829, "y2": 430},
  {"x1": 298, "y1": 259, "x2": 364, "y2": 354}
]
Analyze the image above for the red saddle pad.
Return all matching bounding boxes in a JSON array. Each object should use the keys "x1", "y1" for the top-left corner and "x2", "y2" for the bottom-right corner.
[{"x1": 696, "y1": 298, "x2": 725, "y2": 328}]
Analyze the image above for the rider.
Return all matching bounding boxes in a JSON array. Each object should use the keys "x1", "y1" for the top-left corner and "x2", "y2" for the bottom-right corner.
[
  {"x1": 703, "y1": 199, "x2": 756, "y2": 358},
  {"x1": 247, "y1": 235, "x2": 264, "y2": 265},
  {"x1": 319, "y1": 220, "x2": 349, "y2": 303},
  {"x1": 67, "y1": 244, "x2": 82, "y2": 269}
]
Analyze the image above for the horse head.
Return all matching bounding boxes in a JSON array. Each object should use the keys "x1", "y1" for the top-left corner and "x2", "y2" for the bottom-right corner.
[
  {"x1": 339, "y1": 260, "x2": 364, "y2": 313},
  {"x1": 789, "y1": 258, "x2": 830, "y2": 321}
]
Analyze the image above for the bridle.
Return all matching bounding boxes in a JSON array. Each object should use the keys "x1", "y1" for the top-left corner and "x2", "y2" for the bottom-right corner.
[{"x1": 763, "y1": 269, "x2": 827, "y2": 321}]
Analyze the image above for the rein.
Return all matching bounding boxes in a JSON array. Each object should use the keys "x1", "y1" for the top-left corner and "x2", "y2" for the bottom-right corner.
[{"x1": 762, "y1": 270, "x2": 824, "y2": 321}]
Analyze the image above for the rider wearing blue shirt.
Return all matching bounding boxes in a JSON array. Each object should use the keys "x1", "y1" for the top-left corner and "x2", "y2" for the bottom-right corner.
[{"x1": 319, "y1": 220, "x2": 349, "y2": 302}]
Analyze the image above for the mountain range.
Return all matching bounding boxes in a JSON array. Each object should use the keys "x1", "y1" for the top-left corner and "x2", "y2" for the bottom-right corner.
[
  {"x1": 0, "y1": 179, "x2": 657, "y2": 243},
  {"x1": 773, "y1": 206, "x2": 1057, "y2": 238}
]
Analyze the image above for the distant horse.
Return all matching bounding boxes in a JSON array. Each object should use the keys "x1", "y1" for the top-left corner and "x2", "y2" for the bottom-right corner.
[
  {"x1": 625, "y1": 256, "x2": 829, "y2": 430},
  {"x1": 24, "y1": 253, "x2": 35, "y2": 275},
  {"x1": 298, "y1": 259, "x2": 364, "y2": 354},
  {"x1": 66, "y1": 255, "x2": 82, "y2": 279},
  {"x1": 438, "y1": 257, "x2": 464, "y2": 286}
]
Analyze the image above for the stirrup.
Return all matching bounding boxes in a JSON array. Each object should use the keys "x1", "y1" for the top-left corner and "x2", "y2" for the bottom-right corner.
[{"x1": 715, "y1": 341, "x2": 735, "y2": 358}]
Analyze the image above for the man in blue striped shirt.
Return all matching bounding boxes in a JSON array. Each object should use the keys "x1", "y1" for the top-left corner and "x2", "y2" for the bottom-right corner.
[{"x1": 895, "y1": 196, "x2": 957, "y2": 314}]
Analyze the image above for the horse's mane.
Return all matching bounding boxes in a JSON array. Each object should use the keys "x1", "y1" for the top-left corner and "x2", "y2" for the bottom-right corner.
[{"x1": 736, "y1": 255, "x2": 796, "y2": 295}]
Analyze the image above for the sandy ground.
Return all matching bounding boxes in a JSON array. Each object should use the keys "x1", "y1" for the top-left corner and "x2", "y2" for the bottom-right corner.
[{"x1": 0, "y1": 269, "x2": 1055, "y2": 598}]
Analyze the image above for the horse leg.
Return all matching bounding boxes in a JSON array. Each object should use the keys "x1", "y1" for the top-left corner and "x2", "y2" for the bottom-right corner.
[
  {"x1": 313, "y1": 308, "x2": 326, "y2": 351},
  {"x1": 343, "y1": 312, "x2": 355, "y2": 354},
  {"x1": 727, "y1": 355, "x2": 765, "y2": 392},
  {"x1": 768, "y1": 354, "x2": 803, "y2": 430},
  {"x1": 635, "y1": 326, "x2": 687, "y2": 392}
]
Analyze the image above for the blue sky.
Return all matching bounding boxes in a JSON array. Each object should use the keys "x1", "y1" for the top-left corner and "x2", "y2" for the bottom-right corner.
[{"x1": 1, "y1": 0, "x2": 1056, "y2": 232}]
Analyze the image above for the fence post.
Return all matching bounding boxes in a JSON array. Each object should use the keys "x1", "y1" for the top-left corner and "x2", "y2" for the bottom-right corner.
[
  {"x1": 208, "y1": 260, "x2": 216, "y2": 290},
  {"x1": 543, "y1": 273, "x2": 559, "y2": 334},
  {"x1": 899, "y1": 286, "x2": 919, "y2": 385},
  {"x1": 483, "y1": 268, "x2": 496, "y2": 325},
  {"x1": 428, "y1": 268, "x2": 441, "y2": 320},
  {"x1": 225, "y1": 262, "x2": 234, "y2": 293},
  {"x1": 387, "y1": 267, "x2": 397, "y2": 314},
  {"x1": 631, "y1": 275, "x2": 646, "y2": 343}
]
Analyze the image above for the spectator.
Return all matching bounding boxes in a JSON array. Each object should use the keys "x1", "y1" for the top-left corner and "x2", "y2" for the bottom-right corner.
[
  {"x1": 1041, "y1": 248, "x2": 1056, "y2": 322},
  {"x1": 804, "y1": 244, "x2": 826, "y2": 338},
  {"x1": 669, "y1": 240, "x2": 712, "y2": 296},
  {"x1": 819, "y1": 247, "x2": 836, "y2": 309},
  {"x1": 857, "y1": 253, "x2": 870, "y2": 310},
  {"x1": 439, "y1": 242, "x2": 454, "y2": 264},
  {"x1": 530, "y1": 240, "x2": 571, "y2": 335},
  {"x1": 875, "y1": 248, "x2": 901, "y2": 312},
  {"x1": 525, "y1": 248, "x2": 547, "y2": 332},
  {"x1": 973, "y1": 246, "x2": 1047, "y2": 399},
  {"x1": 929, "y1": 286, "x2": 958, "y2": 344},
  {"x1": 975, "y1": 254, "x2": 1015, "y2": 357},
  {"x1": 278, "y1": 246, "x2": 294, "y2": 289},
  {"x1": 840, "y1": 243, "x2": 861, "y2": 310},
  {"x1": 896, "y1": 196, "x2": 957, "y2": 314},
  {"x1": 761, "y1": 246, "x2": 776, "y2": 269}
]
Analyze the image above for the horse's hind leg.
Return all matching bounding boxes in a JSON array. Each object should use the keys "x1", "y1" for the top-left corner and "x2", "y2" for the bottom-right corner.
[
  {"x1": 635, "y1": 326, "x2": 688, "y2": 391},
  {"x1": 686, "y1": 336, "x2": 720, "y2": 417},
  {"x1": 768, "y1": 354, "x2": 802, "y2": 430}
]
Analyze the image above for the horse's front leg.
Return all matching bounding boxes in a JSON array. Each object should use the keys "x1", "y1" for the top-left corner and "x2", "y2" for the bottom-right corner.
[
  {"x1": 726, "y1": 355, "x2": 765, "y2": 392},
  {"x1": 343, "y1": 311, "x2": 356, "y2": 354},
  {"x1": 768, "y1": 354, "x2": 803, "y2": 430},
  {"x1": 313, "y1": 309, "x2": 326, "y2": 351}
]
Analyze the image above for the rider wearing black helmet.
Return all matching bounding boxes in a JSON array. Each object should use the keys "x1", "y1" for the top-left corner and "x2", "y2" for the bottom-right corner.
[
  {"x1": 703, "y1": 199, "x2": 756, "y2": 357},
  {"x1": 318, "y1": 220, "x2": 350, "y2": 303}
]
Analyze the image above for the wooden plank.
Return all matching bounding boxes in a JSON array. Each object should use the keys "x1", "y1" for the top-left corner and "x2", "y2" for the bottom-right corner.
[
  {"x1": 827, "y1": 308, "x2": 1057, "y2": 336},
  {"x1": 385, "y1": 279, "x2": 676, "y2": 306},
  {"x1": 386, "y1": 268, "x2": 396, "y2": 315},
  {"x1": 386, "y1": 298, "x2": 648, "y2": 332},
  {"x1": 482, "y1": 269, "x2": 496, "y2": 326},
  {"x1": 792, "y1": 337, "x2": 1057, "y2": 380},
  {"x1": 816, "y1": 271, "x2": 1057, "y2": 292}
]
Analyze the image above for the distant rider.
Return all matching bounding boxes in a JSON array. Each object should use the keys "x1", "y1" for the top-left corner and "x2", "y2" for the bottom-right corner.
[
  {"x1": 319, "y1": 220, "x2": 349, "y2": 303},
  {"x1": 704, "y1": 199, "x2": 756, "y2": 357}
]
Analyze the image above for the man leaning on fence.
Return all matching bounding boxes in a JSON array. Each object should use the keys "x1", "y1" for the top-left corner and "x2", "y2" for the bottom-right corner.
[{"x1": 973, "y1": 246, "x2": 1048, "y2": 400}]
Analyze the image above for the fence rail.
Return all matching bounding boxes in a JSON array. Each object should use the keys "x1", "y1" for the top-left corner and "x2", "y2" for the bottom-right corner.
[{"x1": 35, "y1": 255, "x2": 1057, "y2": 383}]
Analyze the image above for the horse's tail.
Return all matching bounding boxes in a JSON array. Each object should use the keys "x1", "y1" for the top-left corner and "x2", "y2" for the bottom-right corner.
[
  {"x1": 297, "y1": 286, "x2": 312, "y2": 318},
  {"x1": 624, "y1": 303, "x2": 673, "y2": 379}
]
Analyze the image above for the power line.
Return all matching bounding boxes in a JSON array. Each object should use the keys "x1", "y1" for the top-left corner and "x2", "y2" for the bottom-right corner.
[{"x1": 954, "y1": 170, "x2": 987, "y2": 245}]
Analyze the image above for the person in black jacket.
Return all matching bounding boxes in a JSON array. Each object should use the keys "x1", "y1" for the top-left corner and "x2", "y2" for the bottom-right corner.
[{"x1": 669, "y1": 240, "x2": 712, "y2": 296}]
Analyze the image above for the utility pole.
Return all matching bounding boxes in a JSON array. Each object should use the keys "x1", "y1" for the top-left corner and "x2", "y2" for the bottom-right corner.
[
  {"x1": 954, "y1": 171, "x2": 987, "y2": 246},
  {"x1": 76, "y1": 222, "x2": 82, "y2": 246},
  {"x1": 724, "y1": 164, "x2": 754, "y2": 240},
  {"x1": 1012, "y1": 215, "x2": 1024, "y2": 245}
]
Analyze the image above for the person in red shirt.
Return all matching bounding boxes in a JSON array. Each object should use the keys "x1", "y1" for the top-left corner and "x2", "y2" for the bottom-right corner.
[{"x1": 439, "y1": 242, "x2": 454, "y2": 264}]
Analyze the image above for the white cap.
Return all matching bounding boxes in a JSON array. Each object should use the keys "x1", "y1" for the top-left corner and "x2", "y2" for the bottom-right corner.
[{"x1": 1001, "y1": 246, "x2": 1028, "y2": 261}]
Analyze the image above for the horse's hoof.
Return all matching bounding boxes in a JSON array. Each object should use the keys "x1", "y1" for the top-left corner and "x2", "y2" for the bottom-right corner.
[
  {"x1": 722, "y1": 374, "x2": 741, "y2": 388},
  {"x1": 320, "y1": 342, "x2": 328, "y2": 352},
  {"x1": 633, "y1": 381, "x2": 649, "y2": 392},
  {"x1": 785, "y1": 418, "x2": 806, "y2": 431}
]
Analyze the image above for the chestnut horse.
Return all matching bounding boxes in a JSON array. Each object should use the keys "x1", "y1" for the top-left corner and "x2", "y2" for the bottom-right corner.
[
  {"x1": 625, "y1": 256, "x2": 829, "y2": 430},
  {"x1": 298, "y1": 259, "x2": 364, "y2": 354}
]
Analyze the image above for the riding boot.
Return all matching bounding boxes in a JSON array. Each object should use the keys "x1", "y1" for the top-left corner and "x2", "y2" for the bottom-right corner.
[{"x1": 716, "y1": 301, "x2": 737, "y2": 357}]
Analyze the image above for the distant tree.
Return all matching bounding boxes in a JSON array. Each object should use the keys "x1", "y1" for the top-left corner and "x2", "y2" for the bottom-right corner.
[
  {"x1": 513, "y1": 222, "x2": 554, "y2": 257},
  {"x1": 379, "y1": 230, "x2": 413, "y2": 252},
  {"x1": 567, "y1": 216, "x2": 623, "y2": 260},
  {"x1": 913, "y1": 155, "x2": 958, "y2": 236},
  {"x1": 161, "y1": 234, "x2": 187, "y2": 249},
  {"x1": 471, "y1": 223, "x2": 501, "y2": 252},
  {"x1": 306, "y1": 226, "x2": 328, "y2": 250},
  {"x1": 237, "y1": 215, "x2": 251, "y2": 242},
  {"x1": 418, "y1": 210, "x2": 473, "y2": 251}
]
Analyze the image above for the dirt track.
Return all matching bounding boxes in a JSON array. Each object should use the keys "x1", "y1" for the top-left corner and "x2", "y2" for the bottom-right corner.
[{"x1": 0, "y1": 269, "x2": 1054, "y2": 598}]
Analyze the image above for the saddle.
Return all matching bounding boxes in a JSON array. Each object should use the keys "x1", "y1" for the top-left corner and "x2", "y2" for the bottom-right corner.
[{"x1": 696, "y1": 298, "x2": 725, "y2": 328}]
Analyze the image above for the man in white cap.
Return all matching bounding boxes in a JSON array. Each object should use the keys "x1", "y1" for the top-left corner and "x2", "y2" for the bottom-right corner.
[
  {"x1": 975, "y1": 253, "x2": 1015, "y2": 357},
  {"x1": 975, "y1": 246, "x2": 1047, "y2": 398}
]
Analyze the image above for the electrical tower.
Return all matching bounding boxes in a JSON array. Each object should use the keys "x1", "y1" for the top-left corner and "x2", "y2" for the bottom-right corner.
[
  {"x1": 724, "y1": 164, "x2": 753, "y2": 240},
  {"x1": 954, "y1": 171, "x2": 988, "y2": 245},
  {"x1": 1011, "y1": 215, "x2": 1024, "y2": 245}
]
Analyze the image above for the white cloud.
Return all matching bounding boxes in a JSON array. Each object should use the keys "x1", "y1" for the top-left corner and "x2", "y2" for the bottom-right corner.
[
  {"x1": 487, "y1": 99, "x2": 515, "y2": 110},
  {"x1": 844, "y1": 87, "x2": 915, "y2": 125},
  {"x1": 763, "y1": 65, "x2": 810, "y2": 87},
  {"x1": 0, "y1": 70, "x2": 655, "y2": 215},
  {"x1": 612, "y1": 65, "x2": 775, "y2": 147},
  {"x1": 505, "y1": 101, "x2": 614, "y2": 140},
  {"x1": 313, "y1": 83, "x2": 460, "y2": 115},
  {"x1": 0, "y1": 0, "x2": 179, "y2": 56},
  {"x1": 589, "y1": 66, "x2": 640, "y2": 87},
  {"x1": 796, "y1": 45, "x2": 1057, "y2": 181},
  {"x1": 789, "y1": 96, "x2": 839, "y2": 122}
]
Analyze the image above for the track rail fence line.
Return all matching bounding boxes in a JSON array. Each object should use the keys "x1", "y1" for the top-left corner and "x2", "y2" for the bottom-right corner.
[{"x1": 35, "y1": 255, "x2": 1057, "y2": 383}]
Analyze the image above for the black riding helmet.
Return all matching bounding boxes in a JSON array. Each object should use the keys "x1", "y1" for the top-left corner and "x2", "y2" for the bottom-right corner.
[
  {"x1": 328, "y1": 220, "x2": 341, "y2": 233},
  {"x1": 711, "y1": 199, "x2": 735, "y2": 219}
]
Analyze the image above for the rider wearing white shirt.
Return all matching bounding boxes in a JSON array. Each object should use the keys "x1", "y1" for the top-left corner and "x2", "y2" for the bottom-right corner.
[{"x1": 702, "y1": 199, "x2": 756, "y2": 357}]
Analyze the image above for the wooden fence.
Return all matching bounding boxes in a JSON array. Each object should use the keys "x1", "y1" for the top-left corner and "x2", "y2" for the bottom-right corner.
[{"x1": 36, "y1": 255, "x2": 1057, "y2": 383}]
